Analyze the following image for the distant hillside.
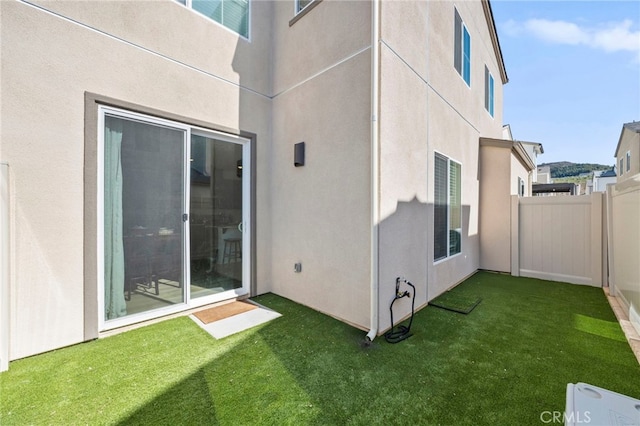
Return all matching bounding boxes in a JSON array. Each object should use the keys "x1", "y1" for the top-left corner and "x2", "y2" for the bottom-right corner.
[{"x1": 539, "y1": 162, "x2": 613, "y2": 178}]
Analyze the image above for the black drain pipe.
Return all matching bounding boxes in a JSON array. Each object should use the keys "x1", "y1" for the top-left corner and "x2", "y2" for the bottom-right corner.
[{"x1": 384, "y1": 277, "x2": 416, "y2": 343}]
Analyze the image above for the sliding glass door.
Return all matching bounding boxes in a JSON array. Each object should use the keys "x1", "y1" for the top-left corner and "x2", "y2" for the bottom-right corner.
[
  {"x1": 100, "y1": 107, "x2": 250, "y2": 329},
  {"x1": 189, "y1": 134, "x2": 246, "y2": 301}
]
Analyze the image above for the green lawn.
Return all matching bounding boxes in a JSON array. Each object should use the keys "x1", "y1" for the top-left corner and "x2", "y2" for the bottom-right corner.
[{"x1": 2, "y1": 271, "x2": 639, "y2": 425}]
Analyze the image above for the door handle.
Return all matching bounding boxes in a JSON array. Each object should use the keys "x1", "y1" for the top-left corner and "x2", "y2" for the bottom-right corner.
[{"x1": 238, "y1": 222, "x2": 243, "y2": 233}]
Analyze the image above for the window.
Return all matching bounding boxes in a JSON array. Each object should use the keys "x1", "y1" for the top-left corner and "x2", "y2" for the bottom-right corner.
[
  {"x1": 620, "y1": 157, "x2": 624, "y2": 175},
  {"x1": 454, "y1": 9, "x2": 471, "y2": 86},
  {"x1": 99, "y1": 105, "x2": 251, "y2": 330},
  {"x1": 296, "y1": 0, "x2": 314, "y2": 13},
  {"x1": 434, "y1": 153, "x2": 462, "y2": 261},
  {"x1": 178, "y1": 0, "x2": 249, "y2": 38},
  {"x1": 484, "y1": 66, "x2": 494, "y2": 117},
  {"x1": 626, "y1": 151, "x2": 631, "y2": 172},
  {"x1": 518, "y1": 177, "x2": 525, "y2": 197}
]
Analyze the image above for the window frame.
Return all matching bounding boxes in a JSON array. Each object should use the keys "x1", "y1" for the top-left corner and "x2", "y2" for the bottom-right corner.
[
  {"x1": 96, "y1": 105, "x2": 252, "y2": 332},
  {"x1": 434, "y1": 152, "x2": 462, "y2": 263},
  {"x1": 296, "y1": 0, "x2": 315, "y2": 13},
  {"x1": 290, "y1": 0, "x2": 322, "y2": 26},
  {"x1": 178, "y1": 0, "x2": 250, "y2": 40},
  {"x1": 620, "y1": 157, "x2": 624, "y2": 175},
  {"x1": 518, "y1": 176, "x2": 525, "y2": 197},
  {"x1": 484, "y1": 65, "x2": 495, "y2": 117},
  {"x1": 626, "y1": 151, "x2": 631, "y2": 173},
  {"x1": 454, "y1": 8, "x2": 471, "y2": 87}
]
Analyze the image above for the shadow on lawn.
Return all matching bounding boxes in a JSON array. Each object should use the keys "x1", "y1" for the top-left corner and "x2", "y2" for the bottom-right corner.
[
  {"x1": 248, "y1": 273, "x2": 640, "y2": 425},
  {"x1": 117, "y1": 365, "x2": 219, "y2": 425},
  {"x1": 116, "y1": 273, "x2": 640, "y2": 425}
]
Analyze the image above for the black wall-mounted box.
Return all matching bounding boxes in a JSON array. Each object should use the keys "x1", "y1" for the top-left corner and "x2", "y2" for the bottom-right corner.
[{"x1": 294, "y1": 142, "x2": 305, "y2": 167}]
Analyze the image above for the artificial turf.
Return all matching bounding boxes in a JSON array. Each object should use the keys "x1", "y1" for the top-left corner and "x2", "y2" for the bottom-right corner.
[{"x1": 1, "y1": 271, "x2": 639, "y2": 425}]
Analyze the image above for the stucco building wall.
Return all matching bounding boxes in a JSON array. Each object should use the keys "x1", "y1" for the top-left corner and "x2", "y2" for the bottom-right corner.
[
  {"x1": 268, "y1": 0, "x2": 373, "y2": 329},
  {"x1": 376, "y1": 0, "x2": 505, "y2": 330},
  {"x1": 616, "y1": 127, "x2": 640, "y2": 182},
  {"x1": 1, "y1": 0, "x2": 273, "y2": 359},
  {"x1": 2, "y1": 0, "x2": 512, "y2": 360},
  {"x1": 479, "y1": 144, "x2": 512, "y2": 273}
]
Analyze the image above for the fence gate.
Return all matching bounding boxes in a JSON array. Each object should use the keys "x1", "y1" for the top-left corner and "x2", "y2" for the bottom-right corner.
[{"x1": 511, "y1": 193, "x2": 604, "y2": 287}]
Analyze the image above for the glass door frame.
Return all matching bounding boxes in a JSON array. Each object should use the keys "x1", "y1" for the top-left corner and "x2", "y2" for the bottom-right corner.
[
  {"x1": 187, "y1": 128, "x2": 251, "y2": 309},
  {"x1": 97, "y1": 106, "x2": 251, "y2": 331}
]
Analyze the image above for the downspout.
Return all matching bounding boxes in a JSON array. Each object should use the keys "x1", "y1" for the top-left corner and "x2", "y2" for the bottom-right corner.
[{"x1": 366, "y1": 0, "x2": 380, "y2": 342}]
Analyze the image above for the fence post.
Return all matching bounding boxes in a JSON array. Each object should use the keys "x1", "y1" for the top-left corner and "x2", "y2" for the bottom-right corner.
[
  {"x1": 590, "y1": 193, "x2": 603, "y2": 287},
  {"x1": 605, "y1": 185, "x2": 616, "y2": 295},
  {"x1": 1, "y1": 163, "x2": 9, "y2": 372},
  {"x1": 511, "y1": 195, "x2": 519, "y2": 277}
]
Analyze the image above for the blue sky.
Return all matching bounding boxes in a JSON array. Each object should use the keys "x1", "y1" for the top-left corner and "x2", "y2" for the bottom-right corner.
[{"x1": 491, "y1": 0, "x2": 640, "y2": 165}]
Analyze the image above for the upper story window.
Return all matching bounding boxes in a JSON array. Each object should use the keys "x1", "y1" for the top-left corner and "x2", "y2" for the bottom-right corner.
[
  {"x1": 454, "y1": 8, "x2": 471, "y2": 86},
  {"x1": 296, "y1": 0, "x2": 315, "y2": 13},
  {"x1": 626, "y1": 151, "x2": 631, "y2": 172},
  {"x1": 290, "y1": 0, "x2": 322, "y2": 25},
  {"x1": 620, "y1": 157, "x2": 624, "y2": 175},
  {"x1": 178, "y1": 0, "x2": 249, "y2": 38},
  {"x1": 484, "y1": 66, "x2": 494, "y2": 117}
]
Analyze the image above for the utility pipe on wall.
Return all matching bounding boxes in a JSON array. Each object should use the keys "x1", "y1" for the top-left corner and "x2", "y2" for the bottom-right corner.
[{"x1": 366, "y1": 0, "x2": 380, "y2": 342}]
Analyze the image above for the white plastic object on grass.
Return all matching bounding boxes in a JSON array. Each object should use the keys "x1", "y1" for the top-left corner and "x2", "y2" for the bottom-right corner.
[{"x1": 565, "y1": 382, "x2": 640, "y2": 426}]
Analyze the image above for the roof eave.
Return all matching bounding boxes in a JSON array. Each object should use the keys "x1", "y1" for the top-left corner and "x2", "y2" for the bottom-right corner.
[{"x1": 482, "y1": 0, "x2": 508, "y2": 84}]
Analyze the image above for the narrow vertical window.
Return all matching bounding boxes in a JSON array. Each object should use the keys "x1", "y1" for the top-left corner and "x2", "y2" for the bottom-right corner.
[
  {"x1": 454, "y1": 8, "x2": 471, "y2": 86},
  {"x1": 626, "y1": 151, "x2": 631, "y2": 172},
  {"x1": 462, "y1": 27, "x2": 471, "y2": 85},
  {"x1": 518, "y1": 177, "x2": 525, "y2": 197},
  {"x1": 449, "y1": 161, "x2": 462, "y2": 256},
  {"x1": 454, "y1": 10, "x2": 462, "y2": 76},
  {"x1": 434, "y1": 153, "x2": 462, "y2": 261},
  {"x1": 434, "y1": 154, "x2": 448, "y2": 261},
  {"x1": 485, "y1": 66, "x2": 494, "y2": 117},
  {"x1": 620, "y1": 157, "x2": 624, "y2": 175}
]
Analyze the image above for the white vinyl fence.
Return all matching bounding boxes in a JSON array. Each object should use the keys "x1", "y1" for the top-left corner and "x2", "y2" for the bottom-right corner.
[
  {"x1": 1, "y1": 163, "x2": 9, "y2": 372},
  {"x1": 511, "y1": 193, "x2": 604, "y2": 287}
]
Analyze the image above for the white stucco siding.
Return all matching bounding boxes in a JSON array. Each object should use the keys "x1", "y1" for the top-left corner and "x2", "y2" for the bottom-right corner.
[
  {"x1": 271, "y1": 0, "x2": 371, "y2": 97},
  {"x1": 378, "y1": 45, "x2": 430, "y2": 332},
  {"x1": 427, "y1": 94, "x2": 482, "y2": 299},
  {"x1": 426, "y1": 0, "x2": 504, "y2": 141},
  {"x1": 270, "y1": 51, "x2": 372, "y2": 330},
  {"x1": 1, "y1": 0, "x2": 272, "y2": 359},
  {"x1": 31, "y1": 0, "x2": 273, "y2": 96},
  {"x1": 511, "y1": 154, "x2": 530, "y2": 196},
  {"x1": 377, "y1": 1, "x2": 502, "y2": 323}
]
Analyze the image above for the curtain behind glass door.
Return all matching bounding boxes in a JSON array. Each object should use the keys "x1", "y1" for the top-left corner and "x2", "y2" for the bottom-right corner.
[{"x1": 104, "y1": 115, "x2": 185, "y2": 320}]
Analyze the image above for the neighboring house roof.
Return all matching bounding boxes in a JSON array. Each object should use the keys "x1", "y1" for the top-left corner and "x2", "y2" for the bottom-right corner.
[
  {"x1": 624, "y1": 121, "x2": 640, "y2": 132},
  {"x1": 614, "y1": 121, "x2": 640, "y2": 157},
  {"x1": 532, "y1": 183, "x2": 577, "y2": 195},
  {"x1": 600, "y1": 169, "x2": 617, "y2": 178},
  {"x1": 500, "y1": 126, "x2": 545, "y2": 157},
  {"x1": 519, "y1": 140, "x2": 544, "y2": 155},
  {"x1": 482, "y1": 0, "x2": 508, "y2": 84}
]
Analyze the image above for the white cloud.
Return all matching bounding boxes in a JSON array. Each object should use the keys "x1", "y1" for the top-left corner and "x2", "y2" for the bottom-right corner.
[
  {"x1": 504, "y1": 18, "x2": 640, "y2": 55},
  {"x1": 591, "y1": 20, "x2": 639, "y2": 52},
  {"x1": 525, "y1": 19, "x2": 590, "y2": 45}
]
